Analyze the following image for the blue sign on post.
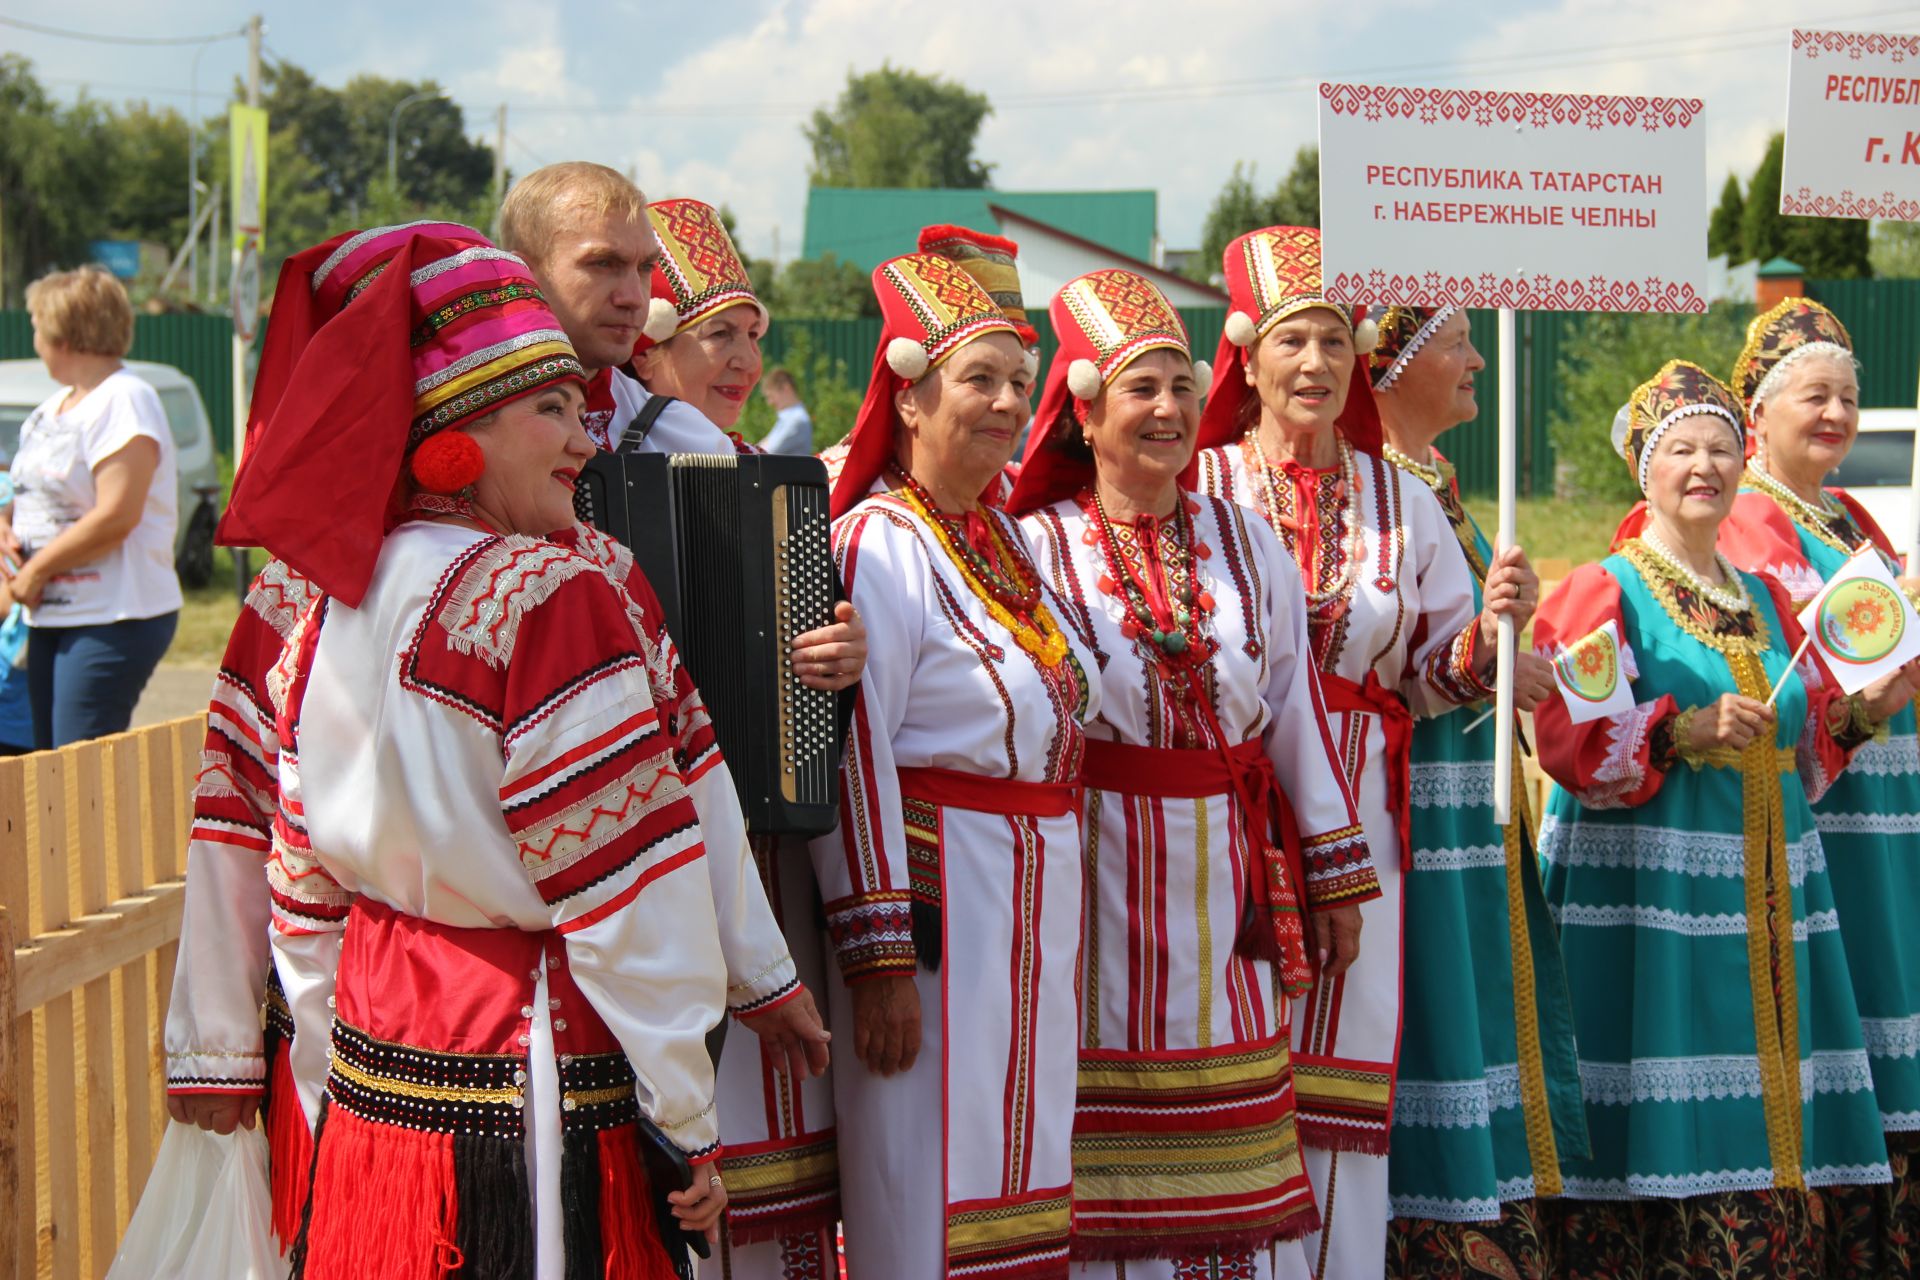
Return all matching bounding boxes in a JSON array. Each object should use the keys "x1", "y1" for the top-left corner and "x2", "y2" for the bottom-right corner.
[{"x1": 90, "y1": 240, "x2": 142, "y2": 279}]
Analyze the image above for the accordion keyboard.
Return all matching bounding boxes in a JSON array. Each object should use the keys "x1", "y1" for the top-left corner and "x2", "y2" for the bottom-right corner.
[{"x1": 772, "y1": 481, "x2": 838, "y2": 807}]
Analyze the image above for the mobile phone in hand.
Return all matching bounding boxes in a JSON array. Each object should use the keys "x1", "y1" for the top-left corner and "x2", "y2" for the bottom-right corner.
[{"x1": 634, "y1": 1116, "x2": 712, "y2": 1277}]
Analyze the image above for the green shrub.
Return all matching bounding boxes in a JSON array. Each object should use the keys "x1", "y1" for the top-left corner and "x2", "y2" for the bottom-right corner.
[{"x1": 1548, "y1": 303, "x2": 1752, "y2": 502}]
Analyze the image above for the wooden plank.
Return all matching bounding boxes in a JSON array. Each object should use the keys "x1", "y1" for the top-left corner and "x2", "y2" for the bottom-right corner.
[
  {"x1": 25, "y1": 1007, "x2": 44, "y2": 1280},
  {"x1": 107, "y1": 738, "x2": 144, "y2": 905},
  {"x1": 81, "y1": 977, "x2": 117, "y2": 1275},
  {"x1": 166, "y1": 718, "x2": 203, "y2": 878},
  {"x1": 150, "y1": 941, "x2": 178, "y2": 1161},
  {"x1": 0, "y1": 909, "x2": 18, "y2": 1280},
  {"x1": 141, "y1": 729, "x2": 178, "y2": 892},
  {"x1": 0, "y1": 756, "x2": 26, "y2": 922},
  {"x1": 10, "y1": 885, "x2": 186, "y2": 1014},
  {"x1": 30, "y1": 752, "x2": 66, "y2": 936},
  {"x1": 68, "y1": 742, "x2": 108, "y2": 917},
  {"x1": 107, "y1": 735, "x2": 150, "y2": 1231},
  {"x1": 42, "y1": 992, "x2": 79, "y2": 1280}
]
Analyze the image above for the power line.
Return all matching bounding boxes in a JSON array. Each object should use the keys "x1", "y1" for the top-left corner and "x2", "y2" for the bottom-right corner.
[
  {"x1": 462, "y1": 3, "x2": 1919, "y2": 119},
  {"x1": 0, "y1": 14, "x2": 247, "y2": 46}
]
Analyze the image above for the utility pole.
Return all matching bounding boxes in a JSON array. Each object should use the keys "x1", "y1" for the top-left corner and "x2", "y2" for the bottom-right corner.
[
  {"x1": 492, "y1": 103, "x2": 507, "y2": 237},
  {"x1": 233, "y1": 13, "x2": 263, "y2": 596}
]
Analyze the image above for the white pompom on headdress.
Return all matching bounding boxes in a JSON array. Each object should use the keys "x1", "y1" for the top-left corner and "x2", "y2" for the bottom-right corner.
[
  {"x1": 642, "y1": 297, "x2": 680, "y2": 343},
  {"x1": 1224, "y1": 310, "x2": 1258, "y2": 348},
  {"x1": 1066, "y1": 358, "x2": 1103, "y2": 401},
  {"x1": 886, "y1": 337, "x2": 931, "y2": 380}
]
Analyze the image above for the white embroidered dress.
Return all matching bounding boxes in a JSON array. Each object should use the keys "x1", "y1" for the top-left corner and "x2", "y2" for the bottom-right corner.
[
  {"x1": 811, "y1": 491, "x2": 1100, "y2": 1278},
  {"x1": 1193, "y1": 440, "x2": 1490, "y2": 1277}
]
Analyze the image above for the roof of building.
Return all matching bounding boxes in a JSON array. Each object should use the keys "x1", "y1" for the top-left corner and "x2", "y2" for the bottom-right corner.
[
  {"x1": 1756, "y1": 256, "x2": 1806, "y2": 277},
  {"x1": 989, "y1": 205, "x2": 1226, "y2": 305},
  {"x1": 801, "y1": 187, "x2": 1158, "y2": 270}
]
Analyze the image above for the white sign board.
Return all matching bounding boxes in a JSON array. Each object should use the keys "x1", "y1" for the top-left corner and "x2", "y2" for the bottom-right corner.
[
  {"x1": 1318, "y1": 84, "x2": 1708, "y2": 312},
  {"x1": 1782, "y1": 29, "x2": 1920, "y2": 222}
]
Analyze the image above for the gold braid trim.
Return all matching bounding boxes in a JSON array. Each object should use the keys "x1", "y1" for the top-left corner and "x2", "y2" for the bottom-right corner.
[
  {"x1": 1621, "y1": 540, "x2": 1772, "y2": 659},
  {"x1": 1728, "y1": 647, "x2": 1804, "y2": 1190},
  {"x1": 1503, "y1": 749, "x2": 1561, "y2": 1196}
]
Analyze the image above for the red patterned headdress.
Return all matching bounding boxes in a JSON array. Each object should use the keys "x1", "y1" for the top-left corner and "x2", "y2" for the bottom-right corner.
[
  {"x1": 1731, "y1": 296, "x2": 1855, "y2": 414},
  {"x1": 221, "y1": 225, "x2": 584, "y2": 604},
  {"x1": 829, "y1": 252, "x2": 1020, "y2": 519},
  {"x1": 1612, "y1": 359, "x2": 1745, "y2": 495},
  {"x1": 1369, "y1": 304, "x2": 1459, "y2": 390},
  {"x1": 1192, "y1": 226, "x2": 1383, "y2": 466},
  {"x1": 1007, "y1": 269, "x2": 1207, "y2": 514},
  {"x1": 917, "y1": 224, "x2": 1039, "y2": 349},
  {"x1": 636, "y1": 198, "x2": 766, "y2": 353}
]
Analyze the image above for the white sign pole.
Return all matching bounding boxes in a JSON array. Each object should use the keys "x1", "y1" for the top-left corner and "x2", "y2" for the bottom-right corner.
[
  {"x1": 1493, "y1": 306, "x2": 1517, "y2": 825},
  {"x1": 1909, "y1": 364, "x2": 1920, "y2": 576}
]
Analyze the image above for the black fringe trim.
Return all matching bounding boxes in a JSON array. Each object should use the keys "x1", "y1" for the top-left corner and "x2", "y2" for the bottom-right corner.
[
  {"x1": 911, "y1": 899, "x2": 944, "y2": 972},
  {"x1": 452, "y1": 1131, "x2": 534, "y2": 1278},
  {"x1": 560, "y1": 1128, "x2": 603, "y2": 1280}
]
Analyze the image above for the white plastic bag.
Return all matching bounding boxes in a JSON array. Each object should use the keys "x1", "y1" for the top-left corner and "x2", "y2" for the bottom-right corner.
[{"x1": 108, "y1": 1120, "x2": 289, "y2": 1280}]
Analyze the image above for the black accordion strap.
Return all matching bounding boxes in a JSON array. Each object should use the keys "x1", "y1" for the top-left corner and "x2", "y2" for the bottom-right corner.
[{"x1": 615, "y1": 393, "x2": 678, "y2": 455}]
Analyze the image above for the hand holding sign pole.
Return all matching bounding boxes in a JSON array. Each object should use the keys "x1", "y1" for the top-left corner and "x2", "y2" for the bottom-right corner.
[{"x1": 1318, "y1": 82, "x2": 1706, "y2": 828}]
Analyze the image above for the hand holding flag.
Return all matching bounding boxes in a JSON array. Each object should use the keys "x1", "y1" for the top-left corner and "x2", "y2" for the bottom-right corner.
[
  {"x1": 1797, "y1": 548, "x2": 1920, "y2": 696},
  {"x1": 1545, "y1": 619, "x2": 1637, "y2": 724}
]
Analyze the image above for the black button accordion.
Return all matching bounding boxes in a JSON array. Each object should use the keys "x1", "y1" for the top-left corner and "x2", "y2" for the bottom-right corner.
[{"x1": 573, "y1": 451, "x2": 843, "y2": 836}]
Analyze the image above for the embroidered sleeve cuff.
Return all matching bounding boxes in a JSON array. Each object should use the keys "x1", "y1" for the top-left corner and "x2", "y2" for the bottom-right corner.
[
  {"x1": 1300, "y1": 824, "x2": 1382, "y2": 908},
  {"x1": 166, "y1": 1050, "x2": 267, "y2": 1093},
  {"x1": 1425, "y1": 621, "x2": 1496, "y2": 707},
  {"x1": 822, "y1": 890, "x2": 919, "y2": 981},
  {"x1": 726, "y1": 953, "x2": 800, "y2": 1014}
]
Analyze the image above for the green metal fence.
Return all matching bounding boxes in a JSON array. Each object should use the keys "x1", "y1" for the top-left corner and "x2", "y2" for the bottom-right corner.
[{"x1": 4, "y1": 275, "x2": 1915, "y2": 498}]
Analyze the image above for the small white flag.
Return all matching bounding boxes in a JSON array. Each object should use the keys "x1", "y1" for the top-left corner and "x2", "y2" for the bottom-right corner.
[
  {"x1": 1546, "y1": 619, "x2": 1637, "y2": 724},
  {"x1": 1797, "y1": 547, "x2": 1920, "y2": 695}
]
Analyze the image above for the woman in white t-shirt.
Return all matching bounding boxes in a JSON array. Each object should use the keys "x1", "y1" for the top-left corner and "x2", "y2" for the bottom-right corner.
[{"x1": 0, "y1": 266, "x2": 180, "y2": 748}]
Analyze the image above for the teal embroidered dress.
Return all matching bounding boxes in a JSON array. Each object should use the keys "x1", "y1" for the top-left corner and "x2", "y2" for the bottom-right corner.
[
  {"x1": 1534, "y1": 542, "x2": 1889, "y2": 1207},
  {"x1": 1384, "y1": 451, "x2": 1587, "y2": 1231},
  {"x1": 1721, "y1": 480, "x2": 1920, "y2": 1138}
]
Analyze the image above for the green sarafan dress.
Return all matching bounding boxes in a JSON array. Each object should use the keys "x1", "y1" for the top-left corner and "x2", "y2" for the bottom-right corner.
[
  {"x1": 1534, "y1": 540, "x2": 1891, "y2": 1278},
  {"x1": 1382, "y1": 450, "x2": 1588, "y2": 1276}
]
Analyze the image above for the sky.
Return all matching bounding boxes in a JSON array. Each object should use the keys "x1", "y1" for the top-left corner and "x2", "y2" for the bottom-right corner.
[{"x1": 6, "y1": 0, "x2": 1917, "y2": 264}]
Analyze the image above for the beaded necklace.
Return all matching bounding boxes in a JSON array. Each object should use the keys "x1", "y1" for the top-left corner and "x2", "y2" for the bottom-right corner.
[
  {"x1": 1381, "y1": 442, "x2": 1443, "y2": 490},
  {"x1": 894, "y1": 473, "x2": 1070, "y2": 668},
  {"x1": 1639, "y1": 528, "x2": 1751, "y2": 613},
  {"x1": 1743, "y1": 462, "x2": 1862, "y2": 555},
  {"x1": 1243, "y1": 430, "x2": 1366, "y2": 615},
  {"x1": 1083, "y1": 488, "x2": 1219, "y2": 671}
]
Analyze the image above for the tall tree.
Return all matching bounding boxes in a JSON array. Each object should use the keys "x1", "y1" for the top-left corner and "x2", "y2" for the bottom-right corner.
[
  {"x1": 1870, "y1": 222, "x2": 1920, "y2": 279},
  {"x1": 772, "y1": 253, "x2": 877, "y2": 318},
  {"x1": 1707, "y1": 174, "x2": 1745, "y2": 261},
  {"x1": 1741, "y1": 132, "x2": 1872, "y2": 278},
  {"x1": 805, "y1": 66, "x2": 993, "y2": 188},
  {"x1": 0, "y1": 56, "x2": 115, "y2": 305},
  {"x1": 1187, "y1": 148, "x2": 1320, "y2": 285}
]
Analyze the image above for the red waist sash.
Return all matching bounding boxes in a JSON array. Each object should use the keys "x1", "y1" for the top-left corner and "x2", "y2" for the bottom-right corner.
[
  {"x1": 1080, "y1": 734, "x2": 1311, "y2": 992},
  {"x1": 897, "y1": 764, "x2": 1081, "y2": 817},
  {"x1": 1319, "y1": 670, "x2": 1414, "y2": 872}
]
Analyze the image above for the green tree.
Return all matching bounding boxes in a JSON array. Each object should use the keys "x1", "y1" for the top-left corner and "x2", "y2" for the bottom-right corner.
[
  {"x1": 260, "y1": 63, "x2": 492, "y2": 217},
  {"x1": 771, "y1": 253, "x2": 876, "y2": 319},
  {"x1": 805, "y1": 65, "x2": 993, "y2": 188},
  {"x1": 1548, "y1": 304, "x2": 1754, "y2": 502},
  {"x1": 1740, "y1": 133, "x2": 1871, "y2": 278},
  {"x1": 1187, "y1": 148, "x2": 1320, "y2": 285},
  {"x1": 1707, "y1": 173, "x2": 1745, "y2": 261},
  {"x1": 1870, "y1": 221, "x2": 1920, "y2": 279},
  {"x1": 0, "y1": 56, "x2": 116, "y2": 305}
]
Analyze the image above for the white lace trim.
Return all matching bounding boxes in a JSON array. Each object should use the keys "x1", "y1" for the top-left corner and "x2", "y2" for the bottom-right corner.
[
  {"x1": 1562, "y1": 1162, "x2": 1890, "y2": 1200},
  {"x1": 1410, "y1": 760, "x2": 1493, "y2": 810},
  {"x1": 1389, "y1": 1176, "x2": 1536, "y2": 1224},
  {"x1": 1841, "y1": 734, "x2": 1920, "y2": 778},
  {"x1": 1552, "y1": 903, "x2": 1839, "y2": 939},
  {"x1": 1861, "y1": 1015, "x2": 1920, "y2": 1060},
  {"x1": 1411, "y1": 843, "x2": 1508, "y2": 872},
  {"x1": 1816, "y1": 811, "x2": 1920, "y2": 834},
  {"x1": 1393, "y1": 1064, "x2": 1522, "y2": 1128},
  {"x1": 1884, "y1": 1110, "x2": 1920, "y2": 1130},
  {"x1": 1537, "y1": 817, "x2": 1824, "y2": 884},
  {"x1": 1578, "y1": 1050, "x2": 1875, "y2": 1106}
]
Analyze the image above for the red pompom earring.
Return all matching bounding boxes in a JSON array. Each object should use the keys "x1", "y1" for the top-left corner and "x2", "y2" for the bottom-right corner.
[{"x1": 407, "y1": 430, "x2": 484, "y2": 519}]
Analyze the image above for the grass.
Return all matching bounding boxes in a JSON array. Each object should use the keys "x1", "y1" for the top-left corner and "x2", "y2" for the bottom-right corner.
[
  {"x1": 1462, "y1": 494, "x2": 1629, "y2": 583},
  {"x1": 165, "y1": 547, "x2": 248, "y2": 667}
]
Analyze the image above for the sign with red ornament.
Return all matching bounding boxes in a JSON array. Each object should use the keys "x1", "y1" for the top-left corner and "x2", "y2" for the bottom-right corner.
[
  {"x1": 1316, "y1": 83, "x2": 1709, "y2": 312},
  {"x1": 1782, "y1": 29, "x2": 1920, "y2": 222}
]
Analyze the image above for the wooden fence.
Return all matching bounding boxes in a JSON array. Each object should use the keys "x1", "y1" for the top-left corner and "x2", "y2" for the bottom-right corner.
[{"x1": 0, "y1": 715, "x2": 203, "y2": 1280}]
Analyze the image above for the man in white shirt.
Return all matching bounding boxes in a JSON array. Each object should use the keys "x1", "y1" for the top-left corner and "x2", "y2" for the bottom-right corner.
[{"x1": 756, "y1": 368, "x2": 815, "y2": 454}]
